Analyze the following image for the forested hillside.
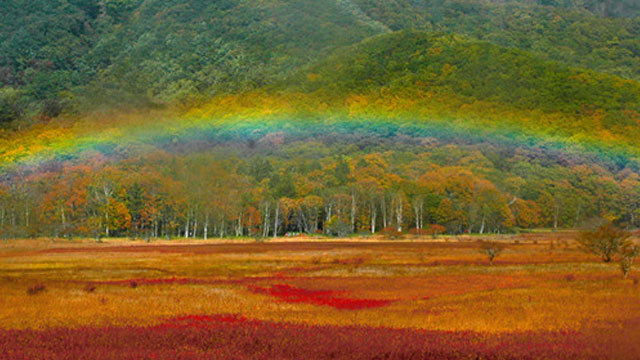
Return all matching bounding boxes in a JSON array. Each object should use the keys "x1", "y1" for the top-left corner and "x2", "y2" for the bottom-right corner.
[
  {"x1": 2, "y1": 0, "x2": 640, "y2": 126},
  {"x1": 1, "y1": 0, "x2": 640, "y2": 239}
]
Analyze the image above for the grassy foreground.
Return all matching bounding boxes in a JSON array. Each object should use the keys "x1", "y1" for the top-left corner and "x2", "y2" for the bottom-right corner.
[{"x1": 1, "y1": 234, "x2": 639, "y2": 359}]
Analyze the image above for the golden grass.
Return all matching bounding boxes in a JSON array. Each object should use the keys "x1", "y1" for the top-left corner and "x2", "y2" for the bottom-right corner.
[{"x1": 1, "y1": 235, "x2": 638, "y2": 335}]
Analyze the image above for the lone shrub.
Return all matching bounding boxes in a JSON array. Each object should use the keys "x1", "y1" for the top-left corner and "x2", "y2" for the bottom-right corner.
[
  {"x1": 26, "y1": 284, "x2": 46, "y2": 295},
  {"x1": 480, "y1": 241, "x2": 506, "y2": 265},
  {"x1": 577, "y1": 223, "x2": 630, "y2": 263}
]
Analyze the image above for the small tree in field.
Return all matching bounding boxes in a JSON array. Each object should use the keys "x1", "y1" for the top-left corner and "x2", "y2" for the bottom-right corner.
[
  {"x1": 480, "y1": 241, "x2": 506, "y2": 265},
  {"x1": 620, "y1": 242, "x2": 640, "y2": 279},
  {"x1": 577, "y1": 223, "x2": 631, "y2": 263}
]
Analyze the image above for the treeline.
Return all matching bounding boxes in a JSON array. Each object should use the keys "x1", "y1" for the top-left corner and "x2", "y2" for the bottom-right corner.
[{"x1": 2, "y1": 140, "x2": 639, "y2": 239}]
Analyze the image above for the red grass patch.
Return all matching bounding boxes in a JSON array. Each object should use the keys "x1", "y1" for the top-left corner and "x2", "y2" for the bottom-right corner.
[
  {"x1": 1, "y1": 315, "x2": 638, "y2": 359},
  {"x1": 248, "y1": 284, "x2": 395, "y2": 310}
]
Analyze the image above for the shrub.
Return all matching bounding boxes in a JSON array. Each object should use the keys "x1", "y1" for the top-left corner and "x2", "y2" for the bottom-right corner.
[
  {"x1": 577, "y1": 223, "x2": 630, "y2": 263},
  {"x1": 480, "y1": 241, "x2": 506, "y2": 265},
  {"x1": 26, "y1": 284, "x2": 46, "y2": 295},
  {"x1": 620, "y1": 243, "x2": 639, "y2": 279}
]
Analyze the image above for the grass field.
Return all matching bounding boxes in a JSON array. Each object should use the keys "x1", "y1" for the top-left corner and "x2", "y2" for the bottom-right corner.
[{"x1": 1, "y1": 233, "x2": 639, "y2": 359}]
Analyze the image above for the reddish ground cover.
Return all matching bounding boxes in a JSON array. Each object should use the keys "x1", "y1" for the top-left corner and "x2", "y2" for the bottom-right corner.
[
  {"x1": 248, "y1": 284, "x2": 396, "y2": 310},
  {"x1": 1, "y1": 315, "x2": 636, "y2": 360},
  {"x1": 38, "y1": 241, "x2": 487, "y2": 255}
]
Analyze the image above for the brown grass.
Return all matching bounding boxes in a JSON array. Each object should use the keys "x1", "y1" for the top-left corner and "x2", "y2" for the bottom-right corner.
[{"x1": 0, "y1": 234, "x2": 638, "y2": 340}]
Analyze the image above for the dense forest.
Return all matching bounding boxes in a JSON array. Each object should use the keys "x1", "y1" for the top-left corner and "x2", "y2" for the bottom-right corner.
[
  {"x1": 3, "y1": 138, "x2": 640, "y2": 240},
  {"x1": 2, "y1": 0, "x2": 640, "y2": 239}
]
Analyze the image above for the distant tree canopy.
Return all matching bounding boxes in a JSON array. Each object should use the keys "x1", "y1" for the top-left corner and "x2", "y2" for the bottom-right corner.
[{"x1": 2, "y1": 136, "x2": 640, "y2": 239}]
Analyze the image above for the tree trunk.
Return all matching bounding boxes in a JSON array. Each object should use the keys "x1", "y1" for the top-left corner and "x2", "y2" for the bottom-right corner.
[
  {"x1": 396, "y1": 197, "x2": 403, "y2": 232},
  {"x1": 193, "y1": 216, "x2": 198, "y2": 238},
  {"x1": 105, "y1": 204, "x2": 109, "y2": 237},
  {"x1": 413, "y1": 200, "x2": 421, "y2": 231},
  {"x1": 262, "y1": 203, "x2": 270, "y2": 237},
  {"x1": 60, "y1": 205, "x2": 66, "y2": 228},
  {"x1": 351, "y1": 191, "x2": 356, "y2": 233},
  {"x1": 154, "y1": 220, "x2": 158, "y2": 238},
  {"x1": 324, "y1": 204, "x2": 332, "y2": 234},
  {"x1": 204, "y1": 212, "x2": 209, "y2": 240},
  {"x1": 381, "y1": 198, "x2": 387, "y2": 228},
  {"x1": 370, "y1": 201, "x2": 377, "y2": 233},
  {"x1": 274, "y1": 204, "x2": 279, "y2": 238},
  {"x1": 236, "y1": 212, "x2": 243, "y2": 237}
]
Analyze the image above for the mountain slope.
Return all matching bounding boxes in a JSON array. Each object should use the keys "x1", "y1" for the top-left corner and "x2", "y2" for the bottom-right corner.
[
  {"x1": 2, "y1": 0, "x2": 640, "y2": 128},
  {"x1": 353, "y1": 0, "x2": 640, "y2": 80},
  {"x1": 281, "y1": 31, "x2": 640, "y2": 143}
]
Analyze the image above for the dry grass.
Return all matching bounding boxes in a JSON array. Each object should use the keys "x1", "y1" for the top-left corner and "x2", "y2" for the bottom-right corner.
[{"x1": 1, "y1": 235, "x2": 638, "y2": 340}]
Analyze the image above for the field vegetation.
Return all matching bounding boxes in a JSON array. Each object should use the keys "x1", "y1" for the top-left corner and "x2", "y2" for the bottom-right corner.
[{"x1": 1, "y1": 233, "x2": 639, "y2": 358}]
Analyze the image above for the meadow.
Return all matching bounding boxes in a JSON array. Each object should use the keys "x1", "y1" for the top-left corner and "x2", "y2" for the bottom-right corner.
[{"x1": 1, "y1": 233, "x2": 639, "y2": 359}]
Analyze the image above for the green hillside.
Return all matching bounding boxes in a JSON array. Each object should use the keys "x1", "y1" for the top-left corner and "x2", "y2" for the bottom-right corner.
[
  {"x1": 293, "y1": 30, "x2": 640, "y2": 115},
  {"x1": 2, "y1": 0, "x2": 640, "y2": 128},
  {"x1": 353, "y1": 0, "x2": 640, "y2": 79}
]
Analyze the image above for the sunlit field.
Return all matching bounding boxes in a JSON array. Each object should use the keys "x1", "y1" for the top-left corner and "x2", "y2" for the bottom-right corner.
[{"x1": 1, "y1": 233, "x2": 639, "y2": 359}]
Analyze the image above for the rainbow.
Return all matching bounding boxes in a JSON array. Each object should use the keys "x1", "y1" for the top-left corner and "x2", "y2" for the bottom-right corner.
[{"x1": 1, "y1": 92, "x2": 638, "y2": 172}]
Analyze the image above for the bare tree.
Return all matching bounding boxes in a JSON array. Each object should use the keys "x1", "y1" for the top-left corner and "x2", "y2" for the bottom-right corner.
[
  {"x1": 577, "y1": 223, "x2": 631, "y2": 263},
  {"x1": 480, "y1": 241, "x2": 506, "y2": 265}
]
